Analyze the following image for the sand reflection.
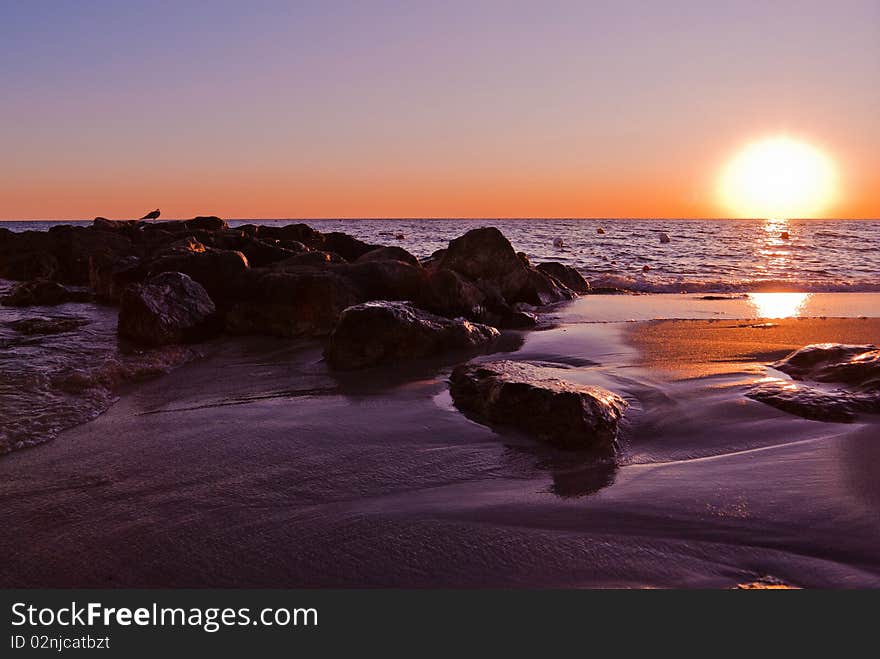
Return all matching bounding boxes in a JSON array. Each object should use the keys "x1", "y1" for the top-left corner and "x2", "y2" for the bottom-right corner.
[{"x1": 748, "y1": 292, "x2": 810, "y2": 318}]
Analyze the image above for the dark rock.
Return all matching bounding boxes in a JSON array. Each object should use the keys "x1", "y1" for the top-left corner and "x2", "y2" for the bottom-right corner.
[
  {"x1": 333, "y1": 260, "x2": 428, "y2": 302},
  {"x1": 236, "y1": 237, "x2": 305, "y2": 267},
  {"x1": 8, "y1": 316, "x2": 89, "y2": 335},
  {"x1": 272, "y1": 251, "x2": 346, "y2": 269},
  {"x1": 322, "y1": 232, "x2": 381, "y2": 262},
  {"x1": 1, "y1": 279, "x2": 92, "y2": 306},
  {"x1": 418, "y1": 268, "x2": 487, "y2": 318},
  {"x1": 225, "y1": 269, "x2": 361, "y2": 337},
  {"x1": 89, "y1": 255, "x2": 144, "y2": 303},
  {"x1": 771, "y1": 344, "x2": 880, "y2": 390},
  {"x1": 118, "y1": 272, "x2": 218, "y2": 346},
  {"x1": 449, "y1": 360, "x2": 627, "y2": 452},
  {"x1": 147, "y1": 247, "x2": 249, "y2": 305},
  {"x1": 431, "y1": 227, "x2": 574, "y2": 306},
  {"x1": 324, "y1": 301, "x2": 500, "y2": 370},
  {"x1": 0, "y1": 250, "x2": 61, "y2": 281},
  {"x1": 187, "y1": 216, "x2": 227, "y2": 232},
  {"x1": 50, "y1": 226, "x2": 134, "y2": 283},
  {"x1": 537, "y1": 262, "x2": 591, "y2": 294},
  {"x1": 356, "y1": 246, "x2": 420, "y2": 267},
  {"x1": 745, "y1": 380, "x2": 874, "y2": 423}
]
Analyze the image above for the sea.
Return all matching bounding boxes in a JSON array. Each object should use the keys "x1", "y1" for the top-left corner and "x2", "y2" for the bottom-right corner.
[{"x1": 1, "y1": 217, "x2": 878, "y2": 454}]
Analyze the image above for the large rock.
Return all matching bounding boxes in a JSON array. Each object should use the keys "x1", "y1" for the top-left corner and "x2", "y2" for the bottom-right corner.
[
  {"x1": 225, "y1": 269, "x2": 361, "y2": 337},
  {"x1": 324, "y1": 301, "x2": 500, "y2": 370},
  {"x1": 333, "y1": 260, "x2": 428, "y2": 302},
  {"x1": 146, "y1": 247, "x2": 249, "y2": 305},
  {"x1": 0, "y1": 279, "x2": 92, "y2": 306},
  {"x1": 418, "y1": 268, "x2": 487, "y2": 318},
  {"x1": 746, "y1": 380, "x2": 874, "y2": 423},
  {"x1": 356, "y1": 246, "x2": 420, "y2": 267},
  {"x1": 431, "y1": 227, "x2": 574, "y2": 306},
  {"x1": 536, "y1": 262, "x2": 591, "y2": 294},
  {"x1": 322, "y1": 232, "x2": 381, "y2": 262},
  {"x1": 449, "y1": 360, "x2": 627, "y2": 452},
  {"x1": 771, "y1": 344, "x2": 880, "y2": 390},
  {"x1": 88, "y1": 255, "x2": 144, "y2": 303},
  {"x1": 118, "y1": 272, "x2": 218, "y2": 346}
]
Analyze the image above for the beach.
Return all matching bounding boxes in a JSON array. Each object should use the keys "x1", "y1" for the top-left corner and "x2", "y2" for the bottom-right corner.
[{"x1": 1, "y1": 291, "x2": 878, "y2": 588}]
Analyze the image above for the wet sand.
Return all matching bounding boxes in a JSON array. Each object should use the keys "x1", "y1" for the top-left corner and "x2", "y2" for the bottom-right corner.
[{"x1": 0, "y1": 294, "x2": 878, "y2": 588}]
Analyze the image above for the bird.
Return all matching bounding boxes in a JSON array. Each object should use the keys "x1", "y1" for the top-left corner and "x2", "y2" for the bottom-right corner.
[{"x1": 140, "y1": 209, "x2": 160, "y2": 220}]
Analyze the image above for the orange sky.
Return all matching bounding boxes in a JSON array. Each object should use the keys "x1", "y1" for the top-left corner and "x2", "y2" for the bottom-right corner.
[{"x1": 2, "y1": 2, "x2": 878, "y2": 220}]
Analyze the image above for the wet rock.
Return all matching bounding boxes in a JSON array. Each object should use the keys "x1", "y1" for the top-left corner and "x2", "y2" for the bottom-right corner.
[
  {"x1": 235, "y1": 237, "x2": 305, "y2": 267},
  {"x1": 88, "y1": 255, "x2": 144, "y2": 303},
  {"x1": 273, "y1": 251, "x2": 346, "y2": 268},
  {"x1": 187, "y1": 216, "x2": 227, "y2": 232},
  {"x1": 0, "y1": 251, "x2": 61, "y2": 281},
  {"x1": 8, "y1": 316, "x2": 89, "y2": 335},
  {"x1": 324, "y1": 301, "x2": 500, "y2": 370},
  {"x1": 147, "y1": 247, "x2": 250, "y2": 305},
  {"x1": 431, "y1": 227, "x2": 574, "y2": 306},
  {"x1": 536, "y1": 262, "x2": 591, "y2": 294},
  {"x1": 356, "y1": 246, "x2": 420, "y2": 267},
  {"x1": 1, "y1": 279, "x2": 92, "y2": 307},
  {"x1": 449, "y1": 360, "x2": 627, "y2": 452},
  {"x1": 225, "y1": 269, "x2": 361, "y2": 337},
  {"x1": 48, "y1": 225, "x2": 134, "y2": 283},
  {"x1": 771, "y1": 343, "x2": 880, "y2": 390},
  {"x1": 334, "y1": 260, "x2": 428, "y2": 302},
  {"x1": 417, "y1": 268, "x2": 487, "y2": 318},
  {"x1": 322, "y1": 232, "x2": 381, "y2": 262},
  {"x1": 118, "y1": 272, "x2": 218, "y2": 346},
  {"x1": 597, "y1": 227, "x2": 605, "y2": 234},
  {"x1": 746, "y1": 380, "x2": 871, "y2": 422}
]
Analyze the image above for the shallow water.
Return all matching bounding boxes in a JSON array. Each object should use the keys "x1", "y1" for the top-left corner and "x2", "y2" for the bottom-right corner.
[{"x1": 5, "y1": 217, "x2": 880, "y2": 292}]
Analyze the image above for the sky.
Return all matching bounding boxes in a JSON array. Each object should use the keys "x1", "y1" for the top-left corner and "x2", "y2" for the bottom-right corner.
[{"x1": 1, "y1": 0, "x2": 878, "y2": 219}]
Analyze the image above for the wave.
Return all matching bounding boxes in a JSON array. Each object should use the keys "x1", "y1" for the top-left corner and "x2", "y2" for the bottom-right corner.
[{"x1": 587, "y1": 274, "x2": 880, "y2": 294}]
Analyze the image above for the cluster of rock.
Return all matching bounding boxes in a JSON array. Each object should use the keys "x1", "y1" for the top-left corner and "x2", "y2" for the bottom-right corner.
[
  {"x1": 0, "y1": 217, "x2": 589, "y2": 354},
  {"x1": 1, "y1": 217, "x2": 629, "y2": 453}
]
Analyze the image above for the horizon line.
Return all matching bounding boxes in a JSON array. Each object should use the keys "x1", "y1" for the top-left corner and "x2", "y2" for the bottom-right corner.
[{"x1": 2, "y1": 216, "x2": 880, "y2": 222}]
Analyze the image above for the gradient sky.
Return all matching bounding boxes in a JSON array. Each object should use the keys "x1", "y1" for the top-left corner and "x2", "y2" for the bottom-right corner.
[{"x1": 2, "y1": 0, "x2": 878, "y2": 219}]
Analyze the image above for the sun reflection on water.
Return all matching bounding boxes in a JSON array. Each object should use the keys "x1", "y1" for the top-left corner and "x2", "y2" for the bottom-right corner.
[{"x1": 748, "y1": 292, "x2": 810, "y2": 318}]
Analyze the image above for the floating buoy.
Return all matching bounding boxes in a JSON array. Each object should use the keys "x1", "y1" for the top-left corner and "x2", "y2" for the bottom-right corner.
[
  {"x1": 642, "y1": 265, "x2": 651, "y2": 272},
  {"x1": 780, "y1": 231, "x2": 790, "y2": 240},
  {"x1": 597, "y1": 228, "x2": 605, "y2": 234},
  {"x1": 553, "y1": 237, "x2": 564, "y2": 248},
  {"x1": 659, "y1": 232, "x2": 670, "y2": 243},
  {"x1": 395, "y1": 233, "x2": 405, "y2": 240}
]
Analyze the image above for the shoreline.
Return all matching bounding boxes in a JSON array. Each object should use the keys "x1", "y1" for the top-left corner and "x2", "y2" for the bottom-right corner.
[{"x1": 1, "y1": 295, "x2": 878, "y2": 588}]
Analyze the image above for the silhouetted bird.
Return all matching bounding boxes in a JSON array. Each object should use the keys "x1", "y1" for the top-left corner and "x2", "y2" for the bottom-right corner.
[{"x1": 140, "y1": 209, "x2": 160, "y2": 220}]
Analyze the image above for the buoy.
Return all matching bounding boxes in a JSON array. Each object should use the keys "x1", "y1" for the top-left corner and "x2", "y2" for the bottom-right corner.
[
  {"x1": 597, "y1": 228, "x2": 605, "y2": 234},
  {"x1": 659, "y1": 232, "x2": 670, "y2": 243},
  {"x1": 553, "y1": 237, "x2": 564, "y2": 248},
  {"x1": 642, "y1": 265, "x2": 650, "y2": 272},
  {"x1": 395, "y1": 233, "x2": 405, "y2": 240},
  {"x1": 780, "y1": 231, "x2": 790, "y2": 240}
]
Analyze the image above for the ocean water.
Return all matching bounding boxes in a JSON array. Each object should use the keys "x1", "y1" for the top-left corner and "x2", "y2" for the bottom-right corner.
[
  {"x1": 5, "y1": 217, "x2": 880, "y2": 292},
  {"x1": 1, "y1": 217, "x2": 878, "y2": 455}
]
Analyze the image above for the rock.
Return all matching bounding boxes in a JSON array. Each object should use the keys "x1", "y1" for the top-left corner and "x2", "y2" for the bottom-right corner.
[
  {"x1": 118, "y1": 272, "x2": 218, "y2": 346},
  {"x1": 89, "y1": 255, "x2": 144, "y2": 303},
  {"x1": 771, "y1": 343, "x2": 880, "y2": 390},
  {"x1": 418, "y1": 268, "x2": 487, "y2": 318},
  {"x1": 356, "y1": 246, "x2": 420, "y2": 267},
  {"x1": 553, "y1": 237, "x2": 565, "y2": 248},
  {"x1": 659, "y1": 232, "x2": 671, "y2": 244},
  {"x1": 324, "y1": 301, "x2": 500, "y2": 370},
  {"x1": 745, "y1": 380, "x2": 874, "y2": 423},
  {"x1": 0, "y1": 279, "x2": 92, "y2": 306},
  {"x1": 147, "y1": 247, "x2": 249, "y2": 305},
  {"x1": 322, "y1": 232, "x2": 381, "y2": 262},
  {"x1": 449, "y1": 360, "x2": 627, "y2": 452},
  {"x1": 395, "y1": 233, "x2": 405, "y2": 240},
  {"x1": 235, "y1": 237, "x2": 305, "y2": 267},
  {"x1": 536, "y1": 262, "x2": 591, "y2": 294},
  {"x1": 49, "y1": 226, "x2": 134, "y2": 283},
  {"x1": 0, "y1": 251, "x2": 61, "y2": 281},
  {"x1": 333, "y1": 260, "x2": 428, "y2": 302},
  {"x1": 597, "y1": 228, "x2": 605, "y2": 234},
  {"x1": 780, "y1": 231, "x2": 790, "y2": 240},
  {"x1": 272, "y1": 251, "x2": 346, "y2": 268},
  {"x1": 225, "y1": 269, "x2": 361, "y2": 337},
  {"x1": 187, "y1": 216, "x2": 227, "y2": 232},
  {"x1": 432, "y1": 227, "x2": 573, "y2": 306},
  {"x1": 8, "y1": 316, "x2": 89, "y2": 335}
]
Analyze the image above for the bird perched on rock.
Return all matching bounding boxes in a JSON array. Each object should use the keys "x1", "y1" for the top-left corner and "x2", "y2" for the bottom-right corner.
[{"x1": 140, "y1": 209, "x2": 160, "y2": 220}]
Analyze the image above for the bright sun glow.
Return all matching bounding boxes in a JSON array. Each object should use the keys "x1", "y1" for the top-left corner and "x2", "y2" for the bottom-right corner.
[{"x1": 719, "y1": 136, "x2": 837, "y2": 218}]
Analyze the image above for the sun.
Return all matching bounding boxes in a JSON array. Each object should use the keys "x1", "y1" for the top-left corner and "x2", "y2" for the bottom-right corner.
[{"x1": 719, "y1": 136, "x2": 838, "y2": 218}]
